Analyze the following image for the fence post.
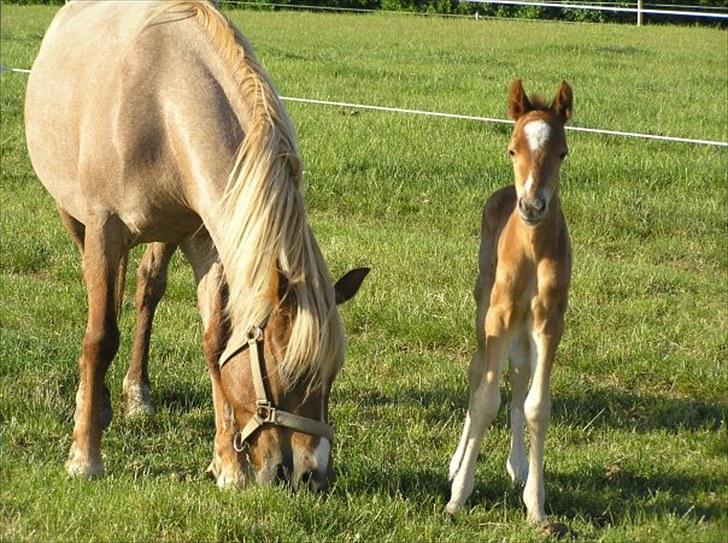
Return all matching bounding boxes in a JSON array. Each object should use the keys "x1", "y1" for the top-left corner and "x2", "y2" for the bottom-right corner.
[{"x1": 637, "y1": 0, "x2": 643, "y2": 26}]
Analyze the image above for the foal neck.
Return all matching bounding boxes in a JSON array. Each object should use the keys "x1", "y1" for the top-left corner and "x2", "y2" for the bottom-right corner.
[{"x1": 511, "y1": 193, "x2": 564, "y2": 256}]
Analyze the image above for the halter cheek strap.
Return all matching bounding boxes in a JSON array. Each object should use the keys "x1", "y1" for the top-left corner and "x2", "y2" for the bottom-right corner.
[{"x1": 219, "y1": 322, "x2": 334, "y2": 452}]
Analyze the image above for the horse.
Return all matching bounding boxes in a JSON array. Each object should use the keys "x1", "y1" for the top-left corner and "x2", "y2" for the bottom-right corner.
[
  {"x1": 25, "y1": 0, "x2": 368, "y2": 490},
  {"x1": 446, "y1": 80, "x2": 573, "y2": 525}
]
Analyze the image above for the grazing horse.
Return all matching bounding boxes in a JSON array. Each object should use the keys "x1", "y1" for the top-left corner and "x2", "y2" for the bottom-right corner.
[
  {"x1": 446, "y1": 80, "x2": 573, "y2": 524},
  {"x1": 25, "y1": 0, "x2": 368, "y2": 490}
]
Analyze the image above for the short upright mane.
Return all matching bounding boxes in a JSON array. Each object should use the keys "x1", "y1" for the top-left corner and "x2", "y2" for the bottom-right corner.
[{"x1": 147, "y1": 1, "x2": 344, "y2": 388}]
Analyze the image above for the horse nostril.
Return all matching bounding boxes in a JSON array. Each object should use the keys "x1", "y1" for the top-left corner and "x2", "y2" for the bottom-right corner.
[
  {"x1": 275, "y1": 462, "x2": 291, "y2": 486},
  {"x1": 533, "y1": 198, "x2": 546, "y2": 212}
]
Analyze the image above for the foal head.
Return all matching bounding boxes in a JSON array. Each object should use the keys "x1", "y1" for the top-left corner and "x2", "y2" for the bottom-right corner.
[
  {"x1": 507, "y1": 79, "x2": 573, "y2": 226},
  {"x1": 219, "y1": 267, "x2": 368, "y2": 491}
]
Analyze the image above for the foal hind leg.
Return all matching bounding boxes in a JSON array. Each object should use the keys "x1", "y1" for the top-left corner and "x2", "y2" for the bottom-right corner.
[
  {"x1": 506, "y1": 333, "x2": 530, "y2": 485},
  {"x1": 123, "y1": 242, "x2": 177, "y2": 417},
  {"x1": 182, "y1": 235, "x2": 246, "y2": 488},
  {"x1": 66, "y1": 213, "x2": 129, "y2": 477}
]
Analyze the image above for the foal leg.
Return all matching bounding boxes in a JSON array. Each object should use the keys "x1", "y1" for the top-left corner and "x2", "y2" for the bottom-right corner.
[
  {"x1": 122, "y1": 242, "x2": 177, "y2": 417},
  {"x1": 66, "y1": 213, "x2": 129, "y2": 477},
  {"x1": 522, "y1": 316, "x2": 562, "y2": 524},
  {"x1": 181, "y1": 236, "x2": 245, "y2": 488},
  {"x1": 506, "y1": 333, "x2": 530, "y2": 485},
  {"x1": 446, "y1": 309, "x2": 512, "y2": 514}
]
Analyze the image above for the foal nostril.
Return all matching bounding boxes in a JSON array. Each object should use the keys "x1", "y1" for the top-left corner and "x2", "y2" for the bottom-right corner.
[{"x1": 532, "y1": 198, "x2": 546, "y2": 212}]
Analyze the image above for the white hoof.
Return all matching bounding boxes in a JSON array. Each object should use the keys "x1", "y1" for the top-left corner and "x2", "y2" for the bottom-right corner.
[
  {"x1": 444, "y1": 501, "x2": 461, "y2": 515},
  {"x1": 66, "y1": 445, "x2": 104, "y2": 478},
  {"x1": 506, "y1": 455, "x2": 528, "y2": 484},
  {"x1": 122, "y1": 380, "x2": 155, "y2": 418}
]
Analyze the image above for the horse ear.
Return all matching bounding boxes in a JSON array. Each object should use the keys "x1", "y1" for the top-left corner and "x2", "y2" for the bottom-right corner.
[
  {"x1": 334, "y1": 267, "x2": 370, "y2": 305},
  {"x1": 508, "y1": 79, "x2": 532, "y2": 121},
  {"x1": 552, "y1": 80, "x2": 573, "y2": 123}
]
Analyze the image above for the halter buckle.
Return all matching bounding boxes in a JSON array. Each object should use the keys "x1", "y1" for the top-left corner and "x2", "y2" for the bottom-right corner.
[
  {"x1": 247, "y1": 325, "x2": 264, "y2": 344},
  {"x1": 256, "y1": 400, "x2": 277, "y2": 424}
]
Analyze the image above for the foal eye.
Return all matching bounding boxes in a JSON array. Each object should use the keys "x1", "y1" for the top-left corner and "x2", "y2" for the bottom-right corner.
[
  {"x1": 559, "y1": 150, "x2": 568, "y2": 160},
  {"x1": 508, "y1": 149, "x2": 516, "y2": 157}
]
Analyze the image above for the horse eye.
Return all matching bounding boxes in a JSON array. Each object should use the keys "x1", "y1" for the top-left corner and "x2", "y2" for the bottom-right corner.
[
  {"x1": 559, "y1": 150, "x2": 568, "y2": 160},
  {"x1": 508, "y1": 149, "x2": 516, "y2": 157}
]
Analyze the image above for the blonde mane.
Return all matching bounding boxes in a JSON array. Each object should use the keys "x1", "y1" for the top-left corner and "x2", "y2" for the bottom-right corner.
[{"x1": 148, "y1": 1, "x2": 344, "y2": 389}]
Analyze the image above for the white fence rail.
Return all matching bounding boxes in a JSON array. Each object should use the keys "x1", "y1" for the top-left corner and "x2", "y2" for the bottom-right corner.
[
  {"x1": 461, "y1": 0, "x2": 728, "y2": 25},
  {"x1": 222, "y1": 1, "x2": 728, "y2": 26},
  {"x1": 3, "y1": 66, "x2": 725, "y2": 147}
]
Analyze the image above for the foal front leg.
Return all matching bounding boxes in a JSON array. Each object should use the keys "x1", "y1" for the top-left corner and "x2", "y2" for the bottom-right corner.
[
  {"x1": 522, "y1": 313, "x2": 563, "y2": 524},
  {"x1": 123, "y1": 242, "x2": 177, "y2": 417},
  {"x1": 67, "y1": 214, "x2": 128, "y2": 477},
  {"x1": 446, "y1": 307, "x2": 512, "y2": 514}
]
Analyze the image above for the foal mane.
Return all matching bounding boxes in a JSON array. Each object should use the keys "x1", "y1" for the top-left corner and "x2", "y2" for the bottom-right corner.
[{"x1": 147, "y1": 1, "x2": 344, "y2": 389}]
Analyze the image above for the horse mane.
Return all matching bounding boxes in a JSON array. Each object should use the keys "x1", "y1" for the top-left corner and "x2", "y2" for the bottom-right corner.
[{"x1": 146, "y1": 1, "x2": 344, "y2": 389}]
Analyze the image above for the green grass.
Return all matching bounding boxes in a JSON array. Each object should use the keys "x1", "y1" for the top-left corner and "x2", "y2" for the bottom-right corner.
[{"x1": 1, "y1": 5, "x2": 727, "y2": 542}]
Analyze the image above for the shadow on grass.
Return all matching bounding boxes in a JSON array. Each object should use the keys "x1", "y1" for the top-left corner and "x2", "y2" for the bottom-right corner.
[{"x1": 362, "y1": 384, "x2": 727, "y2": 433}]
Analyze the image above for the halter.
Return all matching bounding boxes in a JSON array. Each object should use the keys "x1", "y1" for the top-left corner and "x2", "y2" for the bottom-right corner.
[{"x1": 218, "y1": 317, "x2": 334, "y2": 452}]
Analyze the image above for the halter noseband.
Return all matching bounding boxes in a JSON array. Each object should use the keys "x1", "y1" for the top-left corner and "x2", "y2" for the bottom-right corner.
[{"x1": 218, "y1": 317, "x2": 334, "y2": 452}]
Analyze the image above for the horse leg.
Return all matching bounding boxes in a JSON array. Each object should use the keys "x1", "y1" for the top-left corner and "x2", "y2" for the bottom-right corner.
[
  {"x1": 181, "y1": 235, "x2": 246, "y2": 488},
  {"x1": 522, "y1": 316, "x2": 562, "y2": 524},
  {"x1": 122, "y1": 242, "x2": 177, "y2": 417},
  {"x1": 446, "y1": 306, "x2": 512, "y2": 514},
  {"x1": 506, "y1": 333, "x2": 530, "y2": 485},
  {"x1": 57, "y1": 205, "x2": 85, "y2": 252},
  {"x1": 66, "y1": 213, "x2": 128, "y2": 477}
]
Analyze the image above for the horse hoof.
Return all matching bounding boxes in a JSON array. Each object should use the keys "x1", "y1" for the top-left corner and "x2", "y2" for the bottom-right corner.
[
  {"x1": 66, "y1": 446, "x2": 105, "y2": 478},
  {"x1": 122, "y1": 381, "x2": 155, "y2": 419}
]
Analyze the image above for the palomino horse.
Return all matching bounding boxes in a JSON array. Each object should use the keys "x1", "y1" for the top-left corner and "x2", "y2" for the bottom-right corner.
[
  {"x1": 447, "y1": 80, "x2": 573, "y2": 524},
  {"x1": 25, "y1": 1, "x2": 368, "y2": 490}
]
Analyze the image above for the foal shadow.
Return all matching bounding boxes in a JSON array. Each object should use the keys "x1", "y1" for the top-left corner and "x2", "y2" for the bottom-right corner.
[{"x1": 337, "y1": 381, "x2": 726, "y2": 525}]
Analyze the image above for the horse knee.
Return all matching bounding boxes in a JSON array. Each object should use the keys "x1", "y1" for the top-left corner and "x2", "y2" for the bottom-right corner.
[
  {"x1": 524, "y1": 397, "x2": 551, "y2": 427},
  {"x1": 82, "y1": 324, "x2": 120, "y2": 369}
]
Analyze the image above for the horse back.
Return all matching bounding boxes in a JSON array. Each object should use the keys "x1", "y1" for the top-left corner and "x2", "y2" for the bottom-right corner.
[{"x1": 25, "y1": 1, "x2": 243, "y2": 243}]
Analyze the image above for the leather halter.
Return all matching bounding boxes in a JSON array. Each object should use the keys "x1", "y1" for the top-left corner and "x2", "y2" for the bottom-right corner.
[{"x1": 218, "y1": 317, "x2": 334, "y2": 452}]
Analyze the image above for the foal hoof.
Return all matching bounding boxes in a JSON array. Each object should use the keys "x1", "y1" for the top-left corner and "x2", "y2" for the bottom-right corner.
[
  {"x1": 537, "y1": 521, "x2": 573, "y2": 539},
  {"x1": 65, "y1": 445, "x2": 105, "y2": 478},
  {"x1": 444, "y1": 501, "x2": 461, "y2": 515},
  {"x1": 122, "y1": 380, "x2": 155, "y2": 418}
]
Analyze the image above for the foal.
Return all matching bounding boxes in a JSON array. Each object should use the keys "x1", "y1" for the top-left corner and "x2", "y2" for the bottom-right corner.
[{"x1": 446, "y1": 80, "x2": 573, "y2": 524}]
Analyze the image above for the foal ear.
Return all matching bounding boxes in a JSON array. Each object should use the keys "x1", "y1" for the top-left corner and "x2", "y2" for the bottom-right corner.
[
  {"x1": 334, "y1": 267, "x2": 370, "y2": 305},
  {"x1": 551, "y1": 80, "x2": 573, "y2": 123},
  {"x1": 507, "y1": 79, "x2": 533, "y2": 121}
]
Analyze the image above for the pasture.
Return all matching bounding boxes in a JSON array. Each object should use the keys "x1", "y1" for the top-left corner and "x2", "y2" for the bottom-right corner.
[{"x1": 1, "y1": 4, "x2": 726, "y2": 542}]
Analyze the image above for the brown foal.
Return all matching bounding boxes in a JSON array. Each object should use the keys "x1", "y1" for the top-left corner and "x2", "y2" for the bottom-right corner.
[{"x1": 447, "y1": 80, "x2": 573, "y2": 524}]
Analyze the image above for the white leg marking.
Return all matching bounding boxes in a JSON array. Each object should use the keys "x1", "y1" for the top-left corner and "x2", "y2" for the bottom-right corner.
[
  {"x1": 522, "y1": 331, "x2": 551, "y2": 524},
  {"x1": 448, "y1": 412, "x2": 471, "y2": 481},
  {"x1": 523, "y1": 120, "x2": 551, "y2": 153}
]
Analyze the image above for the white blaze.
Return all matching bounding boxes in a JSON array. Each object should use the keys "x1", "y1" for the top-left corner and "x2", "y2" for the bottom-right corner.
[
  {"x1": 313, "y1": 438, "x2": 330, "y2": 473},
  {"x1": 523, "y1": 120, "x2": 551, "y2": 153}
]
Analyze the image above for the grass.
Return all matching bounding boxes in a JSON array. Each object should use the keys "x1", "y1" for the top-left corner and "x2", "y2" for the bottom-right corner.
[{"x1": 1, "y1": 4, "x2": 727, "y2": 542}]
